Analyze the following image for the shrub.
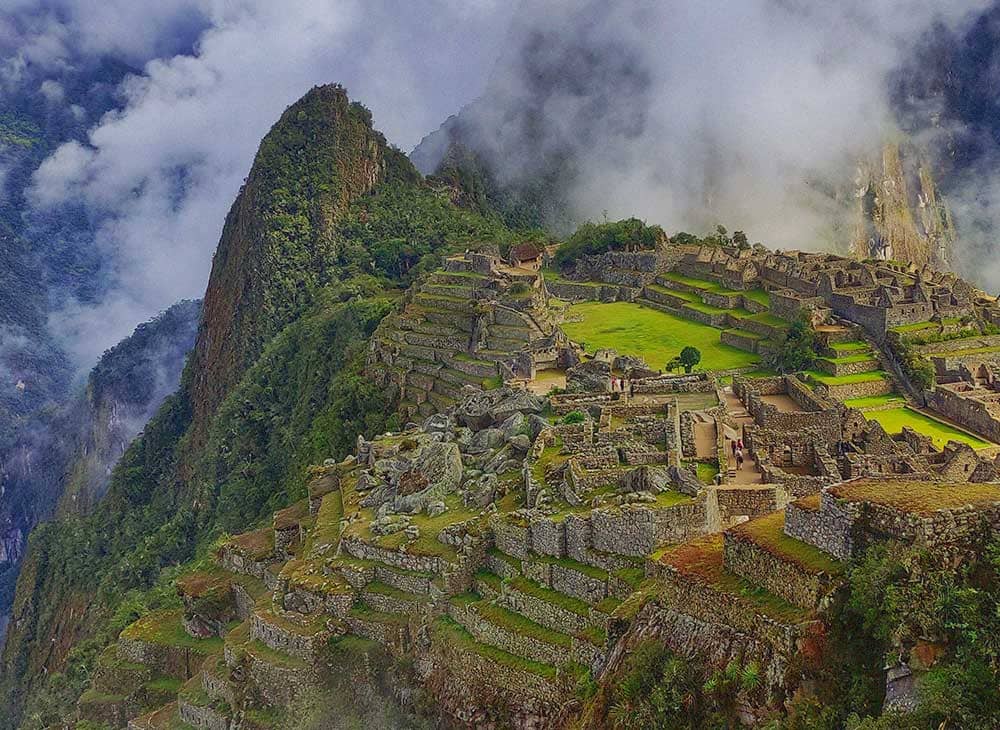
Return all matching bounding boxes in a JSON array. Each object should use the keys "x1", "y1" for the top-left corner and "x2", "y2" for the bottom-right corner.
[
  {"x1": 554, "y1": 218, "x2": 664, "y2": 269},
  {"x1": 562, "y1": 410, "x2": 586, "y2": 425}
]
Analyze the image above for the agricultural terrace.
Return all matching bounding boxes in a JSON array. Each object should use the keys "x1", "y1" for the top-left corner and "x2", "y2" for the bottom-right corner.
[
  {"x1": 864, "y1": 406, "x2": 992, "y2": 450},
  {"x1": 561, "y1": 301, "x2": 759, "y2": 372}
]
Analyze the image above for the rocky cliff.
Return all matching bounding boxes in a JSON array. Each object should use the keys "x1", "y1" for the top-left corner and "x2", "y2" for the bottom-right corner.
[{"x1": 850, "y1": 142, "x2": 956, "y2": 270}]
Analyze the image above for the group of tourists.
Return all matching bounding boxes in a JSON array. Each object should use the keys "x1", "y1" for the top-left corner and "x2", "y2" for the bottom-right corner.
[
  {"x1": 730, "y1": 437, "x2": 746, "y2": 469},
  {"x1": 610, "y1": 375, "x2": 634, "y2": 397}
]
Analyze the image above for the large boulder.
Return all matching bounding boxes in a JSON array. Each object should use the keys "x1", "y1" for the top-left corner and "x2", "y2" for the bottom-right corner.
[{"x1": 566, "y1": 359, "x2": 611, "y2": 393}]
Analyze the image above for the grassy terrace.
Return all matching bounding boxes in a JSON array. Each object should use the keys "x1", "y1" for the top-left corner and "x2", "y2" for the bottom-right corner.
[
  {"x1": 830, "y1": 340, "x2": 870, "y2": 352},
  {"x1": 744, "y1": 311, "x2": 790, "y2": 329},
  {"x1": 820, "y1": 353, "x2": 877, "y2": 365},
  {"x1": 432, "y1": 615, "x2": 558, "y2": 678},
  {"x1": 121, "y1": 609, "x2": 224, "y2": 653},
  {"x1": 925, "y1": 345, "x2": 1000, "y2": 358},
  {"x1": 695, "y1": 460, "x2": 720, "y2": 485},
  {"x1": 864, "y1": 407, "x2": 991, "y2": 450},
  {"x1": 829, "y1": 479, "x2": 1000, "y2": 515},
  {"x1": 452, "y1": 592, "x2": 575, "y2": 647},
  {"x1": 843, "y1": 394, "x2": 905, "y2": 410},
  {"x1": 891, "y1": 317, "x2": 962, "y2": 335},
  {"x1": 659, "y1": 534, "x2": 808, "y2": 623},
  {"x1": 507, "y1": 575, "x2": 591, "y2": 617},
  {"x1": 804, "y1": 369, "x2": 887, "y2": 386},
  {"x1": 541, "y1": 267, "x2": 601, "y2": 287},
  {"x1": 729, "y1": 511, "x2": 843, "y2": 575},
  {"x1": 562, "y1": 301, "x2": 759, "y2": 371}
]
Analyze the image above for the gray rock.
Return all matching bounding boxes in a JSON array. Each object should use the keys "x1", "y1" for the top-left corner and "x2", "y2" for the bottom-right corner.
[
  {"x1": 423, "y1": 413, "x2": 452, "y2": 433},
  {"x1": 500, "y1": 412, "x2": 527, "y2": 440},
  {"x1": 527, "y1": 414, "x2": 549, "y2": 439},
  {"x1": 469, "y1": 428, "x2": 505, "y2": 454},
  {"x1": 509, "y1": 434, "x2": 532, "y2": 452},
  {"x1": 426, "y1": 500, "x2": 447, "y2": 518}
]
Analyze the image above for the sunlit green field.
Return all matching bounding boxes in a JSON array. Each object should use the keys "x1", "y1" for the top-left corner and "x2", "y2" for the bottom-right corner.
[
  {"x1": 561, "y1": 301, "x2": 759, "y2": 372},
  {"x1": 864, "y1": 407, "x2": 991, "y2": 450}
]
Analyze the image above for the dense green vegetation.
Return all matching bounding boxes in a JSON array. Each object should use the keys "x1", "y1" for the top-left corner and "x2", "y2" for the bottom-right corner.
[
  {"x1": 885, "y1": 330, "x2": 936, "y2": 391},
  {"x1": 582, "y1": 640, "x2": 762, "y2": 729},
  {"x1": 778, "y1": 539, "x2": 1000, "y2": 730},
  {"x1": 553, "y1": 218, "x2": 665, "y2": 268},
  {"x1": 561, "y1": 302, "x2": 758, "y2": 371},
  {"x1": 766, "y1": 315, "x2": 819, "y2": 373}
]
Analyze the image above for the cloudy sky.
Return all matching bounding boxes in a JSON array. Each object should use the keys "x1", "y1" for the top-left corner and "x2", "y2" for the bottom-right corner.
[{"x1": 2, "y1": 0, "x2": 998, "y2": 369}]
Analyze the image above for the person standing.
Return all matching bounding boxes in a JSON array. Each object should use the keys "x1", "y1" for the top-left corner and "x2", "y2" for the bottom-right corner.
[{"x1": 736, "y1": 448, "x2": 744, "y2": 470}]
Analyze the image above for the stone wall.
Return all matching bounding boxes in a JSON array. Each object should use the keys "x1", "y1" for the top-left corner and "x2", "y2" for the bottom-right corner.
[
  {"x1": 927, "y1": 388, "x2": 1000, "y2": 445},
  {"x1": 783, "y1": 497, "x2": 855, "y2": 561},
  {"x1": 715, "y1": 487, "x2": 778, "y2": 522},
  {"x1": 722, "y1": 531, "x2": 835, "y2": 610},
  {"x1": 589, "y1": 501, "x2": 707, "y2": 556}
]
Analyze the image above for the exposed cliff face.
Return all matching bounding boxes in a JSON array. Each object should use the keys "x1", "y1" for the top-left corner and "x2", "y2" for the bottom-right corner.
[
  {"x1": 187, "y1": 85, "x2": 387, "y2": 441},
  {"x1": 850, "y1": 143, "x2": 956, "y2": 270}
]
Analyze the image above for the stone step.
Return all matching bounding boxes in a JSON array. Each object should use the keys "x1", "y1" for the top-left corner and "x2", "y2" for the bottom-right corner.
[
  {"x1": 345, "y1": 605, "x2": 411, "y2": 648},
  {"x1": 249, "y1": 609, "x2": 332, "y2": 663},
  {"x1": 489, "y1": 323, "x2": 532, "y2": 341},
  {"x1": 485, "y1": 336, "x2": 529, "y2": 352},
  {"x1": 127, "y1": 702, "x2": 182, "y2": 730},
  {"x1": 404, "y1": 319, "x2": 464, "y2": 337},
  {"x1": 498, "y1": 575, "x2": 599, "y2": 637},
  {"x1": 374, "y1": 562, "x2": 436, "y2": 594},
  {"x1": 722, "y1": 511, "x2": 843, "y2": 611},
  {"x1": 430, "y1": 616, "x2": 564, "y2": 700},
  {"x1": 361, "y1": 581, "x2": 428, "y2": 615},
  {"x1": 177, "y1": 674, "x2": 232, "y2": 730},
  {"x1": 446, "y1": 354, "x2": 497, "y2": 378},
  {"x1": 277, "y1": 558, "x2": 354, "y2": 617},
  {"x1": 422, "y1": 282, "x2": 475, "y2": 299},
  {"x1": 414, "y1": 292, "x2": 472, "y2": 312},
  {"x1": 423, "y1": 309, "x2": 475, "y2": 332},
  {"x1": 447, "y1": 594, "x2": 577, "y2": 667},
  {"x1": 427, "y1": 389, "x2": 459, "y2": 411}
]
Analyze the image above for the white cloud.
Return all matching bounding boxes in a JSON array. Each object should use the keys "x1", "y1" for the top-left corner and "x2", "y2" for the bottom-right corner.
[{"x1": 19, "y1": 0, "x2": 515, "y2": 368}]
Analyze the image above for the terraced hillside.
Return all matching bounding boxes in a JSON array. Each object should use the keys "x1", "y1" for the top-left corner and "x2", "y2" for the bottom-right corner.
[{"x1": 369, "y1": 253, "x2": 561, "y2": 420}]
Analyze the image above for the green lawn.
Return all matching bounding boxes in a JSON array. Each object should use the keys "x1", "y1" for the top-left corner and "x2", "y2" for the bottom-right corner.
[
  {"x1": 660, "y1": 271, "x2": 739, "y2": 294},
  {"x1": 743, "y1": 289, "x2": 770, "y2": 307},
  {"x1": 562, "y1": 301, "x2": 758, "y2": 371},
  {"x1": 925, "y1": 345, "x2": 1000, "y2": 358},
  {"x1": 745, "y1": 311, "x2": 791, "y2": 329},
  {"x1": 804, "y1": 369, "x2": 887, "y2": 386},
  {"x1": 890, "y1": 317, "x2": 962, "y2": 334},
  {"x1": 843, "y1": 394, "x2": 905, "y2": 410},
  {"x1": 864, "y1": 407, "x2": 991, "y2": 450},
  {"x1": 830, "y1": 341, "x2": 870, "y2": 353}
]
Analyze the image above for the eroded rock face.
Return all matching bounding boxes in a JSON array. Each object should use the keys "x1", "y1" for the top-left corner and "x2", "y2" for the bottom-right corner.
[{"x1": 455, "y1": 387, "x2": 545, "y2": 430}]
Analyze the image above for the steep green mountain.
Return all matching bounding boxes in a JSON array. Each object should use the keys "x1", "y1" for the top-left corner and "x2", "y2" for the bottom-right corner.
[
  {"x1": 0, "y1": 83, "x2": 517, "y2": 729},
  {"x1": 0, "y1": 299, "x2": 200, "y2": 643}
]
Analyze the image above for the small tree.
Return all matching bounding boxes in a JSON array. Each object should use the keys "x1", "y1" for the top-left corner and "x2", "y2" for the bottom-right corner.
[
  {"x1": 679, "y1": 346, "x2": 701, "y2": 373},
  {"x1": 768, "y1": 315, "x2": 818, "y2": 373}
]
